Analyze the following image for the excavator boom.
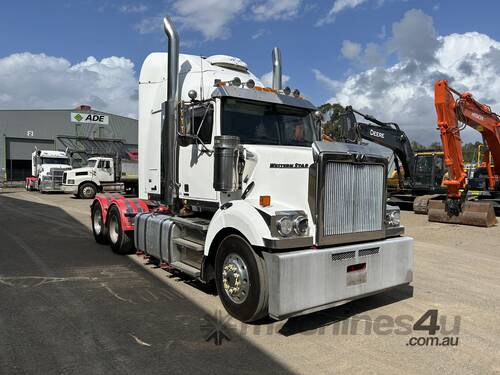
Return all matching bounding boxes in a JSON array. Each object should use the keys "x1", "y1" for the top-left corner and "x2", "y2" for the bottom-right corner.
[{"x1": 428, "y1": 80, "x2": 497, "y2": 227}]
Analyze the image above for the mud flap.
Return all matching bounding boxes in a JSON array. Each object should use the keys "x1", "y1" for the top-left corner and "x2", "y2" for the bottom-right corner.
[{"x1": 428, "y1": 200, "x2": 497, "y2": 227}]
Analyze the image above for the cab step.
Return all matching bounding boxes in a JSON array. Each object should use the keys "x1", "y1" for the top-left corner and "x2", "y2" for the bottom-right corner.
[
  {"x1": 170, "y1": 261, "x2": 201, "y2": 278},
  {"x1": 173, "y1": 237, "x2": 204, "y2": 252}
]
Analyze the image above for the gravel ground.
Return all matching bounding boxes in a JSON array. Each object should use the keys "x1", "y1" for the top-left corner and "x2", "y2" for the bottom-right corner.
[{"x1": 1, "y1": 188, "x2": 499, "y2": 375}]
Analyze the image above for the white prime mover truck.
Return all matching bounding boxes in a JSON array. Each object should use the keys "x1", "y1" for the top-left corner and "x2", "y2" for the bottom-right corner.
[
  {"x1": 25, "y1": 149, "x2": 72, "y2": 192},
  {"x1": 62, "y1": 155, "x2": 138, "y2": 199},
  {"x1": 90, "y1": 16, "x2": 413, "y2": 322}
]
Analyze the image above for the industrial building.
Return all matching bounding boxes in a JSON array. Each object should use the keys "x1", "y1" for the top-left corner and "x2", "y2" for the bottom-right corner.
[{"x1": 0, "y1": 106, "x2": 137, "y2": 182}]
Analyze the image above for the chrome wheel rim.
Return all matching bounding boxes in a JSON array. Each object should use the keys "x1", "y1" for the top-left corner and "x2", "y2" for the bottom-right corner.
[
  {"x1": 93, "y1": 209, "x2": 102, "y2": 235},
  {"x1": 83, "y1": 186, "x2": 94, "y2": 198},
  {"x1": 109, "y1": 215, "x2": 119, "y2": 244},
  {"x1": 222, "y1": 253, "x2": 249, "y2": 304}
]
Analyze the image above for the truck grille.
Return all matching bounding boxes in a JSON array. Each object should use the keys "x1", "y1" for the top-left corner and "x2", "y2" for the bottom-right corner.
[
  {"x1": 50, "y1": 169, "x2": 65, "y2": 183},
  {"x1": 323, "y1": 162, "x2": 384, "y2": 236}
]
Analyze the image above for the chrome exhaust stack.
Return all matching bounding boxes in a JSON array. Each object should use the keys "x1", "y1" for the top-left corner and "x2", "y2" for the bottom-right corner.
[
  {"x1": 272, "y1": 47, "x2": 282, "y2": 90},
  {"x1": 162, "y1": 16, "x2": 180, "y2": 206}
]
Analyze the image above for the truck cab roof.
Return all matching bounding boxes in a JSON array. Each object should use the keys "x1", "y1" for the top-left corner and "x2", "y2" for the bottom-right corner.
[{"x1": 33, "y1": 150, "x2": 68, "y2": 158}]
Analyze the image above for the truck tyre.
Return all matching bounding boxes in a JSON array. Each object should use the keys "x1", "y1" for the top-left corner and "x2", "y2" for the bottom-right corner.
[
  {"x1": 91, "y1": 203, "x2": 108, "y2": 245},
  {"x1": 214, "y1": 234, "x2": 268, "y2": 322},
  {"x1": 78, "y1": 182, "x2": 97, "y2": 199},
  {"x1": 107, "y1": 205, "x2": 134, "y2": 254}
]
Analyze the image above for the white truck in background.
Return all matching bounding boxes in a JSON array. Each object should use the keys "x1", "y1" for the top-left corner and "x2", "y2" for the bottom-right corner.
[
  {"x1": 62, "y1": 155, "x2": 138, "y2": 199},
  {"x1": 90, "y1": 16, "x2": 413, "y2": 323},
  {"x1": 25, "y1": 149, "x2": 72, "y2": 192}
]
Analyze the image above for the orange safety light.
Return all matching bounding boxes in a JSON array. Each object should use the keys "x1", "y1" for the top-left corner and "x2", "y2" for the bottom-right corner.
[{"x1": 259, "y1": 195, "x2": 271, "y2": 207}]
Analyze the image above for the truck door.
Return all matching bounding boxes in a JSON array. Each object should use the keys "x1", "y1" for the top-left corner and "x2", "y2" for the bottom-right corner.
[
  {"x1": 96, "y1": 160, "x2": 114, "y2": 183},
  {"x1": 178, "y1": 103, "x2": 217, "y2": 202}
]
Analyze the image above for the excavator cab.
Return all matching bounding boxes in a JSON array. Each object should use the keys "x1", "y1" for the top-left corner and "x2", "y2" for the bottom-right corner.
[{"x1": 413, "y1": 152, "x2": 445, "y2": 192}]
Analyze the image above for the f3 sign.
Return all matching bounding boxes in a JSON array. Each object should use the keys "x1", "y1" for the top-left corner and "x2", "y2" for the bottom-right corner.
[{"x1": 71, "y1": 112, "x2": 109, "y2": 125}]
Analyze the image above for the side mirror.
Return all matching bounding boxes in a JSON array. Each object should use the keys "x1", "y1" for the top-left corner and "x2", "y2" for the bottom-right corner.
[{"x1": 313, "y1": 110, "x2": 323, "y2": 140}]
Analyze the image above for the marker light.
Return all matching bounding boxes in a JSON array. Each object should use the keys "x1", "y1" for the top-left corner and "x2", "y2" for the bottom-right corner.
[
  {"x1": 259, "y1": 195, "x2": 271, "y2": 207},
  {"x1": 232, "y1": 77, "x2": 241, "y2": 87},
  {"x1": 188, "y1": 90, "x2": 197, "y2": 100}
]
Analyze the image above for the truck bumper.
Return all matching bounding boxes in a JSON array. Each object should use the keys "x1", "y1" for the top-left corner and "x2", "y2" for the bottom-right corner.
[
  {"x1": 62, "y1": 184, "x2": 78, "y2": 194},
  {"x1": 263, "y1": 236, "x2": 413, "y2": 319}
]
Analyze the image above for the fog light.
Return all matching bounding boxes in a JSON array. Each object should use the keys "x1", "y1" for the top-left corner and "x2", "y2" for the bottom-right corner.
[{"x1": 386, "y1": 210, "x2": 400, "y2": 227}]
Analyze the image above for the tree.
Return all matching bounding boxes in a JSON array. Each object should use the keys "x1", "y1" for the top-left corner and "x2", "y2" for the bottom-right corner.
[
  {"x1": 411, "y1": 140, "x2": 426, "y2": 151},
  {"x1": 318, "y1": 103, "x2": 347, "y2": 140}
]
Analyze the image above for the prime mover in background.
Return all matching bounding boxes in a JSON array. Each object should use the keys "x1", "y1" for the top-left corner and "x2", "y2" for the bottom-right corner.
[
  {"x1": 62, "y1": 155, "x2": 138, "y2": 199},
  {"x1": 90, "y1": 16, "x2": 413, "y2": 322},
  {"x1": 25, "y1": 149, "x2": 71, "y2": 192}
]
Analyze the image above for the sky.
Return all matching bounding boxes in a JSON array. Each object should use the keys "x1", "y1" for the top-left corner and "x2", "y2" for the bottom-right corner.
[{"x1": 1, "y1": 0, "x2": 500, "y2": 144}]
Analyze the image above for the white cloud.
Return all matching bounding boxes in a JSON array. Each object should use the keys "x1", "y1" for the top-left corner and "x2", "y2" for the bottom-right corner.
[
  {"x1": 317, "y1": 0, "x2": 368, "y2": 26},
  {"x1": 172, "y1": 0, "x2": 248, "y2": 40},
  {"x1": 341, "y1": 40, "x2": 384, "y2": 67},
  {"x1": 312, "y1": 69, "x2": 341, "y2": 91},
  {"x1": 251, "y1": 0, "x2": 302, "y2": 21},
  {"x1": 315, "y1": 10, "x2": 500, "y2": 144},
  {"x1": 119, "y1": 4, "x2": 148, "y2": 13},
  {"x1": 134, "y1": 16, "x2": 162, "y2": 35},
  {"x1": 251, "y1": 28, "x2": 267, "y2": 40},
  {"x1": 388, "y1": 9, "x2": 440, "y2": 64},
  {"x1": 341, "y1": 40, "x2": 362, "y2": 60},
  {"x1": 0, "y1": 53, "x2": 138, "y2": 118},
  {"x1": 260, "y1": 71, "x2": 291, "y2": 88}
]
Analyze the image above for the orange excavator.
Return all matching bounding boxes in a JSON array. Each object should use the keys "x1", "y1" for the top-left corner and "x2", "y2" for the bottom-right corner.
[{"x1": 428, "y1": 80, "x2": 498, "y2": 226}]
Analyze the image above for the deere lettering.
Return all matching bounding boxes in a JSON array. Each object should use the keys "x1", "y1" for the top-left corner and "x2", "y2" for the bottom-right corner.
[
  {"x1": 369, "y1": 129, "x2": 385, "y2": 139},
  {"x1": 70, "y1": 112, "x2": 109, "y2": 125}
]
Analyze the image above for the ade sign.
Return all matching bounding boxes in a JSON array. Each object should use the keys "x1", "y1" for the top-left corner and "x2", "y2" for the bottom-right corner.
[{"x1": 71, "y1": 112, "x2": 109, "y2": 125}]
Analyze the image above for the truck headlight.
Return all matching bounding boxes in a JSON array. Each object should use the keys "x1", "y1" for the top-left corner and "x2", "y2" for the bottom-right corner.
[
  {"x1": 67, "y1": 179, "x2": 75, "y2": 184},
  {"x1": 385, "y1": 208, "x2": 401, "y2": 227},
  {"x1": 277, "y1": 217, "x2": 294, "y2": 237},
  {"x1": 294, "y1": 216, "x2": 309, "y2": 235},
  {"x1": 42, "y1": 175, "x2": 51, "y2": 181}
]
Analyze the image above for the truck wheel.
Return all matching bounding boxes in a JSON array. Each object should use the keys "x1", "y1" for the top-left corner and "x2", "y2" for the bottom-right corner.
[
  {"x1": 79, "y1": 183, "x2": 97, "y2": 199},
  {"x1": 214, "y1": 234, "x2": 268, "y2": 322},
  {"x1": 107, "y1": 205, "x2": 134, "y2": 254},
  {"x1": 91, "y1": 203, "x2": 108, "y2": 244}
]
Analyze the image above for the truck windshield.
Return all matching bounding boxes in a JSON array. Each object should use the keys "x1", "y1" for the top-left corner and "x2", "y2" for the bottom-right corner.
[
  {"x1": 87, "y1": 160, "x2": 97, "y2": 168},
  {"x1": 41, "y1": 157, "x2": 70, "y2": 165},
  {"x1": 222, "y1": 98, "x2": 316, "y2": 146}
]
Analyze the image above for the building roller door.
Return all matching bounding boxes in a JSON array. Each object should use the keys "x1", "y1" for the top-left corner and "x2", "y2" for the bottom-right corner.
[{"x1": 5, "y1": 138, "x2": 54, "y2": 181}]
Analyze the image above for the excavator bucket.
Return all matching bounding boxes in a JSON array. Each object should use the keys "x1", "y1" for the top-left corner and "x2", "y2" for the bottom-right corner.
[
  {"x1": 413, "y1": 194, "x2": 443, "y2": 214},
  {"x1": 428, "y1": 200, "x2": 497, "y2": 227}
]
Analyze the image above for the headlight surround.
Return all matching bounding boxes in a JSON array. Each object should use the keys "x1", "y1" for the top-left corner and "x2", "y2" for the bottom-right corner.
[
  {"x1": 42, "y1": 175, "x2": 51, "y2": 181},
  {"x1": 294, "y1": 216, "x2": 309, "y2": 236},
  {"x1": 385, "y1": 209, "x2": 401, "y2": 227},
  {"x1": 277, "y1": 216, "x2": 294, "y2": 237}
]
